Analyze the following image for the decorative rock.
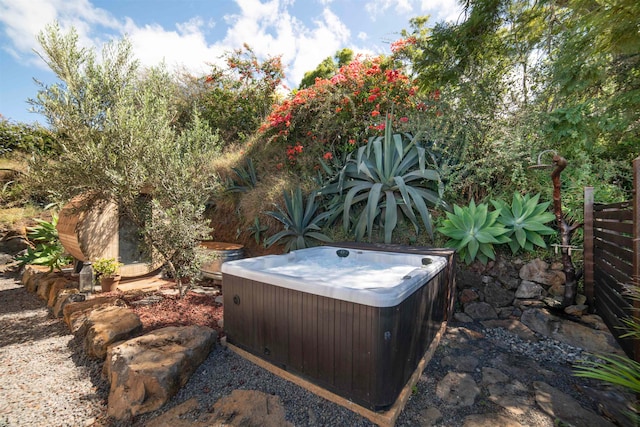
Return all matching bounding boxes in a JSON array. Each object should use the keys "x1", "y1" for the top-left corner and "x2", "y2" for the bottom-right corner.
[
  {"x1": 441, "y1": 355, "x2": 479, "y2": 372},
  {"x1": 481, "y1": 319, "x2": 539, "y2": 342},
  {"x1": 564, "y1": 304, "x2": 588, "y2": 317},
  {"x1": 464, "y1": 302, "x2": 497, "y2": 320},
  {"x1": 550, "y1": 262, "x2": 563, "y2": 271},
  {"x1": 481, "y1": 367, "x2": 509, "y2": 385},
  {"x1": 419, "y1": 407, "x2": 443, "y2": 426},
  {"x1": 214, "y1": 295, "x2": 223, "y2": 304},
  {"x1": 435, "y1": 372, "x2": 479, "y2": 407},
  {"x1": 459, "y1": 288, "x2": 480, "y2": 305},
  {"x1": 519, "y1": 259, "x2": 565, "y2": 288},
  {"x1": 483, "y1": 282, "x2": 514, "y2": 308},
  {"x1": 20, "y1": 266, "x2": 38, "y2": 287},
  {"x1": 457, "y1": 269, "x2": 484, "y2": 290},
  {"x1": 463, "y1": 413, "x2": 522, "y2": 427},
  {"x1": 488, "y1": 391, "x2": 531, "y2": 416},
  {"x1": 52, "y1": 289, "x2": 83, "y2": 318},
  {"x1": 36, "y1": 274, "x2": 64, "y2": 301},
  {"x1": 548, "y1": 282, "x2": 565, "y2": 297},
  {"x1": 208, "y1": 389, "x2": 293, "y2": 427},
  {"x1": 47, "y1": 278, "x2": 76, "y2": 307},
  {"x1": 75, "y1": 305, "x2": 143, "y2": 359},
  {"x1": 104, "y1": 325, "x2": 217, "y2": 420},
  {"x1": 515, "y1": 280, "x2": 544, "y2": 299},
  {"x1": 533, "y1": 381, "x2": 617, "y2": 427},
  {"x1": 575, "y1": 293, "x2": 587, "y2": 305},
  {"x1": 453, "y1": 312, "x2": 474, "y2": 323},
  {"x1": 62, "y1": 296, "x2": 124, "y2": 327},
  {"x1": 521, "y1": 308, "x2": 624, "y2": 356}
]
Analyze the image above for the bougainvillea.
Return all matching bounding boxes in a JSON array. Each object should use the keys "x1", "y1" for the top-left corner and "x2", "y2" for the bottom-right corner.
[{"x1": 257, "y1": 53, "x2": 440, "y2": 175}]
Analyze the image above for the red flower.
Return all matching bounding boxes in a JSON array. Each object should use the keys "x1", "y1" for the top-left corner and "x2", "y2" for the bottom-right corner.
[
  {"x1": 348, "y1": 139, "x2": 356, "y2": 145},
  {"x1": 399, "y1": 117, "x2": 409, "y2": 123},
  {"x1": 371, "y1": 110, "x2": 380, "y2": 117},
  {"x1": 323, "y1": 152, "x2": 333, "y2": 160}
]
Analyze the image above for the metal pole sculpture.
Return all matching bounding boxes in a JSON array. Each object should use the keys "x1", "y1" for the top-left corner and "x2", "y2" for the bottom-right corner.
[{"x1": 530, "y1": 151, "x2": 583, "y2": 307}]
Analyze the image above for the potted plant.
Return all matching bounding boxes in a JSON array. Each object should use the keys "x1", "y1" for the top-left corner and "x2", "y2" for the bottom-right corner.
[{"x1": 92, "y1": 257, "x2": 123, "y2": 292}]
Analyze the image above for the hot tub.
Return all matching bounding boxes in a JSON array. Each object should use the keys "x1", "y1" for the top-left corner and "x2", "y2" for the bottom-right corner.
[{"x1": 222, "y1": 244, "x2": 455, "y2": 411}]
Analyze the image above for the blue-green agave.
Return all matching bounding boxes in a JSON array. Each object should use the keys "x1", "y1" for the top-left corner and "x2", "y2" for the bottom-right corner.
[
  {"x1": 491, "y1": 193, "x2": 556, "y2": 254},
  {"x1": 322, "y1": 115, "x2": 445, "y2": 243},
  {"x1": 265, "y1": 187, "x2": 332, "y2": 252},
  {"x1": 437, "y1": 200, "x2": 510, "y2": 264}
]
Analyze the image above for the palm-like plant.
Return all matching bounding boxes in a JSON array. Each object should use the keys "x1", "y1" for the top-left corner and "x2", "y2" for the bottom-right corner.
[
  {"x1": 265, "y1": 187, "x2": 332, "y2": 252},
  {"x1": 323, "y1": 115, "x2": 445, "y2": 243},
  {"x1": 491, "y1": 193, "x2": 556, "y2": 254},
  {"x1": 437, "y1": 200, "x2": 510, "y2": 264}
]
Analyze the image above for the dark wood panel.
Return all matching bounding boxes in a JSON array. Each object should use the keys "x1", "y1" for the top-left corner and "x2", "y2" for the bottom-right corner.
[
  {"x1": 594, "y1": 237, "x2": 633, "y2": 263},
  {"x1": 594, "y1": 201, "x2": 632, "y2": 211},
  {"x1": 594, "y1": 292, "x2": 635, "y2": 358},
  {"x1": 595, "y1": 247, "x2": 633, "y2": 276},
  {"x1": 594, "y1": 208, "x2": 633, "y2": 221},
  {"x1": 289, "y1": 290, "x2": 304, "y2": 372},
  {"x1": 318, "y1": 296, "x2": 335, "y2": 386},
  {"x1": 302, "y1": 292, "x2": 318, "y2": 377},
  {"x1": 594, "y1": 270, "x2": 632, "y2": 308},
  {"x1": 595, "y1": 229, "x2": 634, "y2": 248},
  {"x1": 595, "y1": 263, "x2": 630, "y2": 294},
  {"x1": 593, "y1": 219, "x2": 633, "y2": 234},
  {"x1": 595, "y1": 252, "x2": 633, "y2": 285}
]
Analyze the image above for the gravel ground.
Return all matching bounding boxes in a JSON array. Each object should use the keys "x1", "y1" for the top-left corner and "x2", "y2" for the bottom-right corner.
[{"x1": 0, "y1": 271, "x2": 619, "y2": 427}]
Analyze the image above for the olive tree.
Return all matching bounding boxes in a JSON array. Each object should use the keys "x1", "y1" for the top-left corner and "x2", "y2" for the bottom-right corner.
[{"x1": 29, "y1": 23, "x2": 220, "y2": 295}]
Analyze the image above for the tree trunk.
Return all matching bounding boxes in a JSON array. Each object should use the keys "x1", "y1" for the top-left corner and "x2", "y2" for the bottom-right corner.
[{"x1": 550, "y1": 155, "x2": 582, "y2": 307}]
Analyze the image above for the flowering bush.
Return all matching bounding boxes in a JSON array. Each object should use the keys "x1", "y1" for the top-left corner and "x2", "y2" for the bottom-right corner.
[{"x1": 257, "y1": 54, "x2": 437, "y2": 175}]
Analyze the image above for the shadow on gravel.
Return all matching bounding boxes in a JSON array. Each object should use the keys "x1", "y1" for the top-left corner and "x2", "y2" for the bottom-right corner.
[
  {"x1": 0, "y1": 285, "x2": 44, "y2": 315},
  {"x1": 0, "y1": 309, "x2": 69, "y2": 348},
  {"x1": 67, "y1": 336, "x2": 111, "y2": 415}
]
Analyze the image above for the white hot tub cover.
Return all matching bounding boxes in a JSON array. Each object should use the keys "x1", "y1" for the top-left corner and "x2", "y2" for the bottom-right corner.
[{"x1": 221, "y1": 246, "x2": 447, "y2": 307}]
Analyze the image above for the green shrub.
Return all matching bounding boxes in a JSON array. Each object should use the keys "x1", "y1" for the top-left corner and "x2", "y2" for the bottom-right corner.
[
  {"x1": 437, "y1": 200, "x2": 509, "y2": 264},
  {"x1": 323, "y1": 114, "x2": 444, "y2": 243},
  {"x1": 16, "y1": 213, "x2": 72, "y2": 271},
  {"x1": 491, "y1": 193, "x2": 556, "y2": 254},
  {"x1": 265, "y1": 187, "x2": 332, "y2": 252}
]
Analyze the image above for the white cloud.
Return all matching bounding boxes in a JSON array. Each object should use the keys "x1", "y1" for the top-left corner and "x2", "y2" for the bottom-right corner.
[
  {"x1": 365, "y1": 0, "x2": 413, "y2": 21},
  {"x1": 420, "y1": 0, "x2": 463, "y2": 23},
  {"x1": 357, "y1": 31, "x2": 368, "y2": 41},
  {"x1": 0, "y1": 0, "x2": 356, "y2": 88}
]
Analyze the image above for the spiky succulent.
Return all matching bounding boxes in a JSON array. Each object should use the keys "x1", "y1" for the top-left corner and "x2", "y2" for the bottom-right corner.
[
  {"x1": 322, "y1": 114, "x2": 445, "y2": 243},
  {"x1": 437, "y1": 200, "x2": 510, "y2": 264},
  {"x1": 491, "y1": 193, "x2": 556, "y2": 254},
  {"x1": 265, "y1": 187, "x2": 332, "y2": 252}
]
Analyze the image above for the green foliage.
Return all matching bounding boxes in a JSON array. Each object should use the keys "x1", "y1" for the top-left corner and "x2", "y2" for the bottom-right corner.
[
  {"x1": 438, "y1": 200, "x2": 510, "y2": 264},
  {"x1": 30, "y1": 23, "x2": 219, "y2": 296},
  {"x1": 92, "y1": 257, "x2": 123, "y2": 278},
  {"x1": 175, "y1": 44, "x2": 284, "y2": 146},
  {"x1": 324, "y1": 115, "x2": 444, "y2": 244},
  {"x1": 256, "y1": 55, "x2": 431, "y2": 176},
  {"x1": 265, "y1": 187, "x2": 332, "y2": 252},
  {"x1": 299, "y1": 48, "x2": 354, "y2": 88},
  {"x1": 0, "y1": 118, "x2": 59, "y2": 155},
  {"x1": 574, "y1": 283, "x2": 640, "y2": 425},
  {"x1": 16, "y1": 213, "x2": 72, "y2": 271},
  {"x1": 225, "y1": 158, "x2": 258, "y2": 193},
  {"x1": 491, "y1": 193, "x2": 556, "y2": 254},
  {"x1": 246, "y1": 216, "x2": 268, "y2": 245}
]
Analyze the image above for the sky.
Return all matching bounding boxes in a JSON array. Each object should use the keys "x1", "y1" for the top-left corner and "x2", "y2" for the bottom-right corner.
[{"x1": 0, "y1": 0, "x2": 463, "y2": 125}]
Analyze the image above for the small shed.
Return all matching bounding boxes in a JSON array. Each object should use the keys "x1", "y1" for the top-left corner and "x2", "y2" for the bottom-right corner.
[{"x1": 56, "y1": 192, "x2": 162, "y2": 277}]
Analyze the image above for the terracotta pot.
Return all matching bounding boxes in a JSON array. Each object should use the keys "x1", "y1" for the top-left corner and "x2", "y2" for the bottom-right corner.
[{"x1": 100, "y1": 275, "x2": 122, "y2": 292}]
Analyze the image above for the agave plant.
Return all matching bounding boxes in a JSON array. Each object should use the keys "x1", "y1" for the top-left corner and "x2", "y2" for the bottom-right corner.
[
  {"x1": 323, "y1": 115, "x2": 445, "y2": 243},
  {"x1": 16, "y1": 213, "x2": 72, "y2": 271},
  {"x1": 265, "y1": 186, "x2": 332, "y2": 252},
  {"x1": 437, "y1": 200, "x2": 510, "y2": 264},
  {"x1": 491, "y1": 193, "x2": 556, "y2": 254}
]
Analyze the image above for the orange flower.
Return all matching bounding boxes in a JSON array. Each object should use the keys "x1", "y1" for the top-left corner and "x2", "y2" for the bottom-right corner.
[
  {"x1": 323, "y1": 152, "x2": 333, "y2": 160},
  {"x1": 371, "y1": 110, "x2": 380, "y2": 117}
]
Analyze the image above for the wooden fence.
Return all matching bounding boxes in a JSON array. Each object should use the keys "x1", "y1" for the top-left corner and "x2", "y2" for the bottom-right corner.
[{"x1": 584, "y1": 157, "x2": 640, "y2": 361}]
